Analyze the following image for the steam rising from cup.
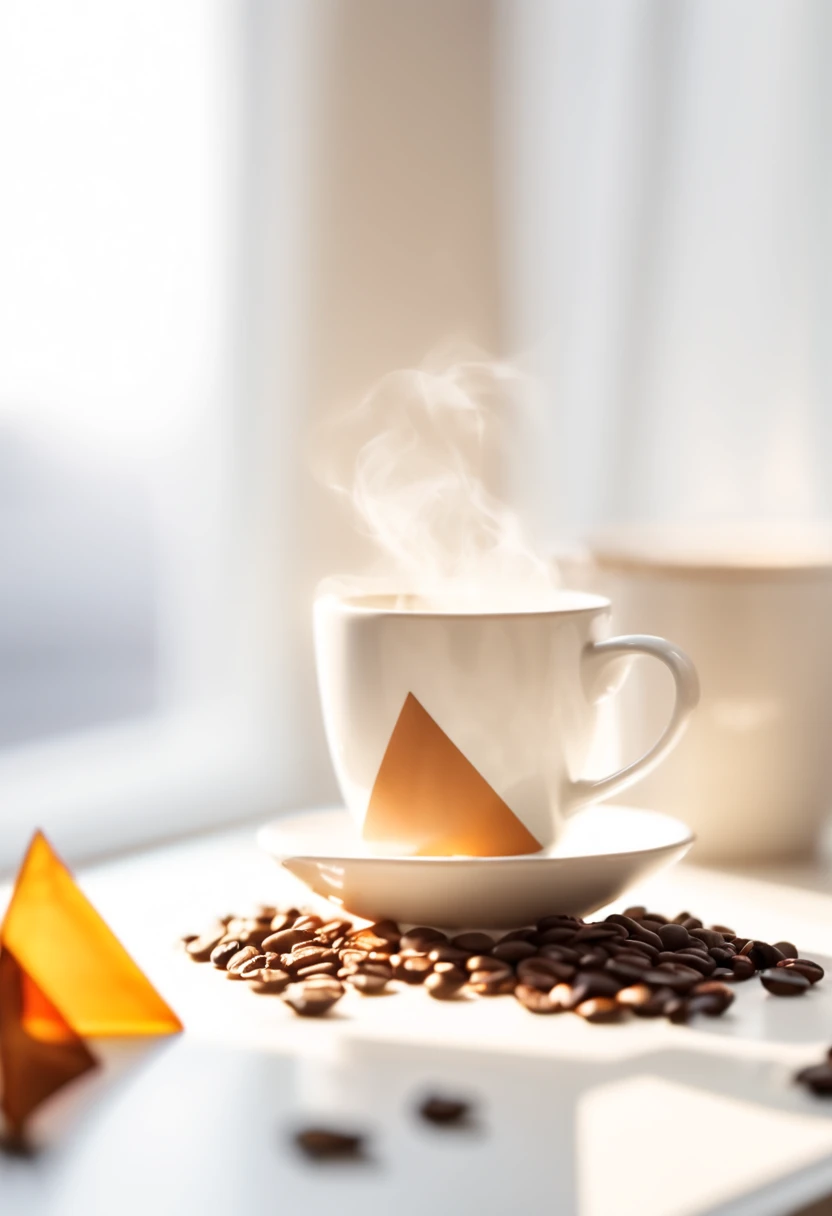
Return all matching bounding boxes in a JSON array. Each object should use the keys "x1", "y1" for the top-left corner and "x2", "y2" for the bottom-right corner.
[{"x1": 315, "y1": 352, "x2": 560, "y2": 610}]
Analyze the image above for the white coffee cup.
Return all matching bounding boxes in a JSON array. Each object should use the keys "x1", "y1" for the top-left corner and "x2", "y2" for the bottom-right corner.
[
  {"x1": 572, "y1": 527, "x2": 832, "y2": 861},
  {"x1": 313, "y1": 591, "x2": 699, "y2": 854}
]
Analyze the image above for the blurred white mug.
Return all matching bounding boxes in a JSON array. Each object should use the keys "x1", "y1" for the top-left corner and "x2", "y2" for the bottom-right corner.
[{"x1": 562, "y1": 526, "x2": 832, "y2": 861}]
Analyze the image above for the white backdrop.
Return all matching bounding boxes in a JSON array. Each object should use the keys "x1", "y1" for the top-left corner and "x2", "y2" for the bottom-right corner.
[{"x1": 498, "y1": 0, "x2": 832, "y2": 546}]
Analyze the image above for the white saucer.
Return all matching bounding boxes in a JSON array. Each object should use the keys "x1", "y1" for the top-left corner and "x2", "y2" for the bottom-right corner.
[{"x1": 257, "y1": 805, "x2": 694, "y2": 929}]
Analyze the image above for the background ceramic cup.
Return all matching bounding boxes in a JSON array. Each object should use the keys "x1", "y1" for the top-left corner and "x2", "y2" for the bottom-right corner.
[
  {"x1": 313, "y1": 591, "x2": 699, "y2": 854},
  {"x1": 569, "y1": 527, "x2": 832, "y2": 861}
]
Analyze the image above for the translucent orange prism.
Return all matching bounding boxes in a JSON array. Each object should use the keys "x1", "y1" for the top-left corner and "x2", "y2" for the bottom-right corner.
[
  {"x1": 0, "y1": 948, "x2": 97, "y2": 1137},
  {"x1": 1, "y1": 832, "x2": 182, "y2": 1037},
  {"x1": 363, "y1": 693, "x2": 542, "y2": 857}
]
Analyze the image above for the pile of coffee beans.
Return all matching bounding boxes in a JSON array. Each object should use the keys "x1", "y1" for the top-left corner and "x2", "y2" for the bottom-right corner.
[{"x1": 182, "y1": 903, "x2": 824, "y2": 1025}]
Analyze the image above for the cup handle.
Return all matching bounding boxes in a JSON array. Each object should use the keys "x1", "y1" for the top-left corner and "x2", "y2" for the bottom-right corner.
[{"x1": 568, "y1": 634, "x2": 700, "y2": 811}]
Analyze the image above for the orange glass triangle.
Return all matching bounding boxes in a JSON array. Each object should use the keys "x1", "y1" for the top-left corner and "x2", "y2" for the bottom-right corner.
[
  {"x1": 363, "y1": 693, "x2": 542, "y2": 857},
  {"x1": 1, "y1": 832, "x2": 182, "y2": 1037},
  {"x1": 0, "y1": 948, "x2": 97, "y2": 1136}
]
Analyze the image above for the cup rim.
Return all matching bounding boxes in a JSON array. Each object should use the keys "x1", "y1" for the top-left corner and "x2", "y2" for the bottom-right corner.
[{"x1": 316, "y1": 589, "x2": 611, "y2": 618}]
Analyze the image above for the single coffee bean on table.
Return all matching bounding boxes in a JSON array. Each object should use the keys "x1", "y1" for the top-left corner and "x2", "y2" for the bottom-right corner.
[
  {"x1": 779, "y1": 958, "x2": 824, "y2": 984},
  {"x1": 282, "y1": 978, "x2": 344, "y2": 1017},
  {"x1": 761, "y1": 968, "x2": 810, "y2": 996},
  {"x1": 418, "y1": 1097, "x2": 471, "y2": 1126},
  {"x1": 294, "y1": 1128, "x2": 365, "y2": 1160}
]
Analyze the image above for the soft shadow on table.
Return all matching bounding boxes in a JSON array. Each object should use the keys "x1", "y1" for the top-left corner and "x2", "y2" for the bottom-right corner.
[{"x1": 4, "y1": 1031, "x2": 832, "y2": 1216}]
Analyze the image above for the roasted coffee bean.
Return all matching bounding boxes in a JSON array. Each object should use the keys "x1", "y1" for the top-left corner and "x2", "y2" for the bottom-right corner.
[
  {"x1": 297, "y1": 962, "x2": 341, "y2": 979},
  {"x1": 514, "y1": 983, "x2": 559, "y2": 1013},
  {"x1": 689, "y1": 928, "x2": 726, "y2": 950},
  {"x1": 464, "y1": 954, "x2": 506, "y2": 973},
  {"x1": 549, "y1": 982, "x2": 576, "y2": 1010},
  {"x1": 577, "y1": 949, "x2": 610, "y2": 971},
  {"x1": 666, "y1": 996, "x2": 690, "y2": 1023},
  {"x1": 574, "y1": 924, "x2": 626, "y2": 943},
  {"x1": 186, "y1": 929, "x2": 226, "y2": 962},
  {"x1": 622, "y1": 906, "x2": 648, "y2": 920},
  {"x1": 263, "y1": 928, "x2": 314, "y2": 953},
  {"x1": 393, "y1": 955, "x2": 433, "y2": 984},
  {"x1": 712, "y1": 967, "x2": 735, "y2": 980},
  {"x1": 339, "y1": 948, "x2": 370, "y2": 968},
  {"x1": 616, "y1": 983, "x2": 653, "y2": 1009},
  {"x1": 180, "y1": 933, "x2": 199, "y2": 946},
  {"x1": 293, "y1": 944, "x2": 337, "y2": 966},
  {"x1": 709, "y1": 947, "x2": 735, "y2": 967},
  {"x1": 686, "y1": 992, "x2": 728, "y2": 1018},
  {"x1": 761, "y1": 968, "x2": 810, "y2": 996},
  {"x1": 605, "y1": 961, "x2": 651, "y2": 985},
  {"x1": 690, "y1": 980, "x2": 734, "y2": 1012},
  {"x1": 451, "y1": 932, "x2": 494, "y2": 953},
  {"x1": 538, "y1": 944, "x2": 581, "y2": 964},
  {"x1": 630, "y1": 926, "x2": 663, "y2": 951},
  {"x1": 773, "y1": 940, "x2": 798, "y2": 959},
  {"x1": 536, "y1": 914, "x2": 579, "y2": 932},
  {"x1": 535, "y1": 927, "x2": 578, "y2": 946},
  {"x1": 498, "y1": 929, "x2": 538, "y2": 944},
  {"x1": 605, "y1": 914, "x2": 642, "y2": 936},
  {"x1": 425, "y1": 967, "x2": 467, "y2": 1000},
  {"x1": 618, "y1": 939, "x2": 660, "y2": 961},
  {"x1": 399, "y1": 928, "x2": 447, "y2": 951},
  {"x1": 317, "y1": 919, "x2": 353, "y2": 942},
  {"x1": 672, "y1": 951, "x2": 716, "y2": 976},
  {"x1": 658, "y1": 924, "x2": 691, "y2": 951},
  {"x1": 282, "y1": 978, "x2": 344, "y2": 1017},
  {"x1": 730, "y1": 954, "x2": 756, "y2": 981},
  {"x1": 293, "y1": 915, "x2": 324, "y2": 932},
  {"x1": 797, "y1": 1064, "x2": 832, "y2": 1095},
  {"x1": 294, "y1": 1128, "x2": 364, "y2": 1160},
  {"x1": 210, "y1": 939, "x2": 242, "y2": 970},
  {"x1": 612, "y1": 950, "x2": 652, "y2": 970},
  {"x1": 778, "y1": 958, "x2": 824, "y2": 984},
  {"x1": 645, "y1": 911, "x2": 670, "y2": 925},
  {"x1": 642, "y1": 966, "x2": 702, "y2": 993},
  {"x1": 741, "y1": 940, "x2": 785, "y2": 969},
  {"x1": 517, "y1": 958, "x2": 575, "y2": 989},
  {"x1": 237, "y1": 953, "x2": 272, "y2": 977},
  {"x1": 249, "y1": 970, "x2": 291, "y2": 994},
  {"x1": 680, "y1": 916, "x2": 703, "y2": 930},
  {"x1": 419, "y1": 1097, "x2": 471, "y2": 1125},
  {"x1": 468, "y1": 966, "x2": 515, "y2": 995},
  {"x1": 570, "y1": 972, "x2": 622, "y2": 1004},
  {"x1": 492, "y1": 940, "x2": 537, "y2": 963},
  {"x1": 426, "y1": 945, "x2": 469, "y2": 965},
  {"x1": 710, "y1": 924, "x2": 736, "y2": 938},
  {"x1": 268, "y1": 910, "x2": 298, "y2": 934},
  {"x1": 226, "y1": 945, "x2": 261, "y2": 973},
  {"x1": 355, "y1": 961, "x2": 393, "y2": 980},
  {"x1": 345, "y1": 930, "x2": 391, "y2": 953},
  {"x1": 576, "y1": 997, "x2": 621, "y2": 1023},
  {"x1": 346, "y1": 972, "x2": 390, "y2": 995},
  {"x1": 631, "y1": 986, "x2": 677, "y2": 1018}
]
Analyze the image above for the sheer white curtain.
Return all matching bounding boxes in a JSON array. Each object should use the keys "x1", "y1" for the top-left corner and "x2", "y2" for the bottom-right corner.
[{"x1": 498, "y1": 0, "x2": 832, "y2": 547}]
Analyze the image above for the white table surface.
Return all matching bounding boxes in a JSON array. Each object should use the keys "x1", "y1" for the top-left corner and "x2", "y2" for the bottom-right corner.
[{"x1": 3, "y1": 820, "x2": 832, "y2": 1216}]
